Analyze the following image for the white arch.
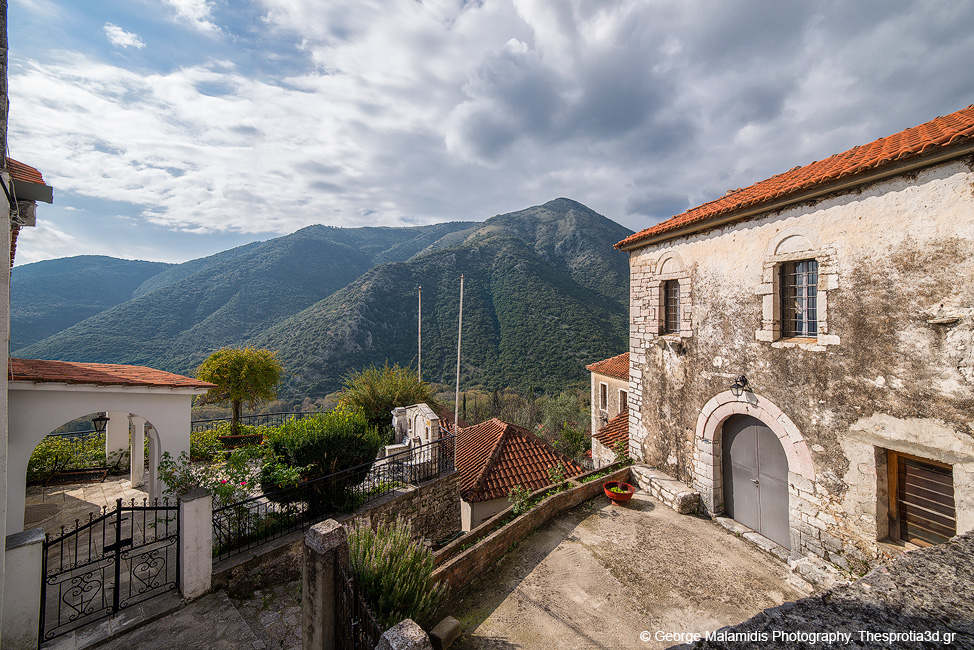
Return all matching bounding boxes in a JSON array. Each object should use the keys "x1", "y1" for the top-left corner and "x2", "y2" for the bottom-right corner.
[
  {"x1": 764, "y1": 225, "x2": 824, "y2": 259},
  {"x1": 7, "y1": 383, "x2": 201, "y2": 533}
]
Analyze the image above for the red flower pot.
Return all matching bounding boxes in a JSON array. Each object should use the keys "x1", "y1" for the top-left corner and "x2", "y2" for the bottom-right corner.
[{"x1": 604, "y1": 481, "x2": 635, "y2": 504}]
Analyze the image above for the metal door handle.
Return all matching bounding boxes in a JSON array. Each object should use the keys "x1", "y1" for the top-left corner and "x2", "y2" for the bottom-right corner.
[{"x1": 750, "y1": 479, "x2": 759, "y2": 485}]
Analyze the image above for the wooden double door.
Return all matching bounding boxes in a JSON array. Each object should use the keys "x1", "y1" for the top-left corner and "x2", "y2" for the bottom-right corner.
[{"x1": 722, "y1": 415, "x2": 791, "y2": 549}]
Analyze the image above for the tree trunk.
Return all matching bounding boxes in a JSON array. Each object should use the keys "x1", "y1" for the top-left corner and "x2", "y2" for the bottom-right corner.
[{"x1": 232, "y1": 399, "x2": 241, "y2": 436}]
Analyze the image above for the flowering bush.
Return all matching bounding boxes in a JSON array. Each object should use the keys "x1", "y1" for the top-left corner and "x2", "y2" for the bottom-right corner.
[
  {"x1": 158, "y1": 445, "x2": 261, "y2": 507},
  {"x1": 348, "y1": 517, "x2": 447, "y2": 630}
]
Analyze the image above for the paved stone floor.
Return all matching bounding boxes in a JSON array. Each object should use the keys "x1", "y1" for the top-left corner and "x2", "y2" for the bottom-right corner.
[
  {"x1": 25, "y1": 475, "x2": 150, "y2": 535},
  {"x1": 449, "y1": 491, "x2": 813, "y2": 650}
]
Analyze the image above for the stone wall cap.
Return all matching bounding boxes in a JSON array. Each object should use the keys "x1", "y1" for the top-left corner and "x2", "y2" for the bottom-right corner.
[
  {"x1": 179, "y1": 487, "x2": 212, "y2": 502},
  {"x1": 305, "y1": 519, "x2": 347, "y2": 555},
  {"x1": 6, "y1": 526, "x2": 45, "y2": 550},
  {"x1": 376, "y1": 619, "x2": 433, "y2": 650}
]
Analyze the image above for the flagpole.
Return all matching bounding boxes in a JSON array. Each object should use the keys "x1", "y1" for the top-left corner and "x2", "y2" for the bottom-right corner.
[
  {"x1": 454, "y1": 275, "x2": 464, "y2": 429},
  {"x1": 417, "y1": 285, "x2": 422, "y2": 382}
]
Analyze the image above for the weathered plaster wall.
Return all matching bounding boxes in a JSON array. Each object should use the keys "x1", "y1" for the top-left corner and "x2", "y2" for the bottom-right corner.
[
  {"x1": 590, "y1": 371, "x2": 628, "y2": 435},
  {"x1": 629, "y1": 158, "x2": 974, "y2": 568},
  {"x1": 592, "y1": 437, "x2": 617, "y2": 469}
]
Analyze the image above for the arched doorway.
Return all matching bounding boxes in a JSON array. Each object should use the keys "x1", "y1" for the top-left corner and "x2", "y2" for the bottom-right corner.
[{"x1": 722, "y1": 414, "x2": 790, "y2": 548}]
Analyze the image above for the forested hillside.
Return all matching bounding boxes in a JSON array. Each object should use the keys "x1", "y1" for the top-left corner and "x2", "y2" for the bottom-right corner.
[{"x1": 15, "y1": 199, "x2": 631, "y2": 400}]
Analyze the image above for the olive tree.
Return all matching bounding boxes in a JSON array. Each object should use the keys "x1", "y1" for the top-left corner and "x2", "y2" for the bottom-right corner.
[{"x1": 196, "y1": 347, "x2": 283, "y2": 435}]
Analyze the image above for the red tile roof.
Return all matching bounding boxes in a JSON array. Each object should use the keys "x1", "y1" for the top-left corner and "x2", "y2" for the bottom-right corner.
[
  {"x1": 9, "y1": 358, "x2": 216, "y2": 390},
  {"x1": 593, "y1": 410, "x2": 628, "y2": 450},
  {"x1": 456, "y1": 418, "x2": 584, "y2": 502},
  {"x1": 437, "y1": 407, "x2": 470, "y2": 434},
  {"x1": 585, "y1": 352, "x2": 629, "y2": 380},
  {"x1": 617, "y1": 105, "x2": 974, "y2": 250},
  {"x1": 6, "y1": 157, "x2": 45, "y2": 186}
]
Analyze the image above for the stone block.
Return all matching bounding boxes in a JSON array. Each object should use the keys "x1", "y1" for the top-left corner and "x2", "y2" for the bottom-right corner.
[
  {"x1": 429, "y1": 616, "x2": 461, "y2": 650},
  {"x1": 376, "y1": 619, "x2": 434, "y2": 650}
]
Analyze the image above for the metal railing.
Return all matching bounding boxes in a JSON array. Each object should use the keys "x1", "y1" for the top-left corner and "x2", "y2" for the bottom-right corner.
[
  {"x1": 212, "y1": 436, "x2": 455, "y2": 561},
  {"x1": 191, "y1": 411, "x2": 321, "y2": 433}
]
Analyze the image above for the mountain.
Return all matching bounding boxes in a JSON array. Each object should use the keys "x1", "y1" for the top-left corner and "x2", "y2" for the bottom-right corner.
[
  {"x1": 15, "y1": 222, "x2": 476, "y2": 372},
  {"x1": 11, "y1": 256, "x2": 173, "y2": 350},
  {"x1": 254, "y1": 199, "x2": 632, "y2": 396},
  {"x1": 16, "y1": 199, "x2": 631, "y2": 399}
]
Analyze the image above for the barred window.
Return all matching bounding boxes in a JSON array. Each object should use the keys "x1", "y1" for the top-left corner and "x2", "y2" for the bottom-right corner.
[
  {"x1": 664, "y1": 280, "x2": 681, "y2": 333},
  {"x1": 780, "y1": 260, "x2": 818, "y2": 337}
]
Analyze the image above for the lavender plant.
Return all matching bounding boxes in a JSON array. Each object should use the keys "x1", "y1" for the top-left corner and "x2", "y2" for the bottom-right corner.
[{"x1": 347, "y1": 518, "x2": 447, "y2": 630}]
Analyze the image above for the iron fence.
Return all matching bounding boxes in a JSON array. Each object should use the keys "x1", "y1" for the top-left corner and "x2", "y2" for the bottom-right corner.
[
  {"x1": 212, "y1": 436, "x2": 455, "y2": 561},
  {"x1": 191, "y1": 411, "x2": 320, "y2": 433},
  {"x1": 337, "y1": 559, "x2": 384, "y2": 650}
]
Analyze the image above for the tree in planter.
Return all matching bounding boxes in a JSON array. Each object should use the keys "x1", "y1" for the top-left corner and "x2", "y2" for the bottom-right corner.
[
  {"x1": 337, "y1": 363, "x2": 436, "y2": 443},
  {"x1": 196, "y1": 347, "x2": 283, "y2": 436}
]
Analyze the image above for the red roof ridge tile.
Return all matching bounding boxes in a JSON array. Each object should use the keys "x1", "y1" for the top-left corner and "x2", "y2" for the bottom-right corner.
[
  {"x1": 585, "y1": 352, "x2": 629, "y2": 380},
  {"x1": 617, "y1": 104, "x2": 974, "y2": 250}
]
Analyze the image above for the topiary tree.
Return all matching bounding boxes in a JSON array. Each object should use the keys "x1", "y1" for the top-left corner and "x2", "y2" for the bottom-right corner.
[
  {"x1": 196, "y1": 347, "x2": 283, "y2": 436},
  {"x1": 337, "y1": 363, "x2": 437, "y2": 443}
]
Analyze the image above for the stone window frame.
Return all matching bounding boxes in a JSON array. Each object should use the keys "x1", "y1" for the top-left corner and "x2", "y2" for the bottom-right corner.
[
  {"x1": 619, "y1": 389, "x2": 628, "y2": 412},
  {"x1": 647, "y1": 251, "x2": 692, "y2": 339},
  {"x1": 755, "y1": 226, "x2": 839, "y2": 351},
  {"x1": 599, "y1": 381, "x2": 608, "y2": 412}
]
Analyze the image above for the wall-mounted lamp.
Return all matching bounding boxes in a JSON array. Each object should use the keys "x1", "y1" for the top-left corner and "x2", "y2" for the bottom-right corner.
[
  {"x1": 91, "y1": 413, "x2": 109, "y2": 434},
  {"x1": 729, "y1": 375, "x2": 750, "y2": 398}
]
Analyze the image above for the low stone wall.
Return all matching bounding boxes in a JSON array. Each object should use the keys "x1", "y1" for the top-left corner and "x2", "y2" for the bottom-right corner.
[
  {"x1": 214, "y1": 470, "x2": 460, "y2": 596},
  {"x1": 433, "y1": 465, "x2": 631, "y2": 594},
  {"x1": 677, "y1": 531, "x2": 974, "y2": 650},
  {"x1": 630, "y1": 465, "x2": 700, "y2": 514}
]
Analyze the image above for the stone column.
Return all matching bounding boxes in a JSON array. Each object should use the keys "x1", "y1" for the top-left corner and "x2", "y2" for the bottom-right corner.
[
  {"x1": 2, "y1": 527, "x2": 44, "y2": 650},
  {"x1": 178, "y1": 488, "x2": 212, "y2": 600},
  {"x1": 302, "y1": 520, "x2": 348, "y2": 650},
  {"x1": 105, "y1": 411, "x2": 129, "y2": 468},
  {"x1": 147, "y1": 428, "x2": 160, "y2": 501},
  {"x1": 130, "y1": 416, "x2": 146, "y2": 488}
]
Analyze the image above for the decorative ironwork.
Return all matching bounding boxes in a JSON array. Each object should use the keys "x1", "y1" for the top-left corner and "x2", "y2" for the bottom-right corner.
[
  {"x1": 213, "y1": 435, "x2": 456, "y2": 561},
  {"x1": 780, "y1": 259, "x2": 818, "y2": 337},
  {"x1": 39, "y1": 498, "x2": 179, "y2": 645},
  {"x1": 337, "y1": 559, "x2": 384, "y2": 650}
]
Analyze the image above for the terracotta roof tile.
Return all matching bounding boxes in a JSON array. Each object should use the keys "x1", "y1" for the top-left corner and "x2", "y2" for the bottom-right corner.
[
  {"x1": 617, "y1": 105, "x2": 974, "y2": 249},
  {"x1": 593, "y1": 410, "x2": 628, "y2": 449},
  {"x1": 456, "y1": 418, "x2": 584, "y2": 502},
  {"x1": 585, "y1": 352, "x2": 629, "y2": 380},
  {"x1": 6, "y1": 157, "x2": 45, "y2": 186},
  {"x1": 437, "y1": 407, "x2": 470, "y2": 434},
  {"x1": 9, "y1": 358, "x2": 216, "y2": 390}
]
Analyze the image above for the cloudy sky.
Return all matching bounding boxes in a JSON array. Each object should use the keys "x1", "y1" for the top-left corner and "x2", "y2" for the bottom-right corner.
[{"x1": 8, "y1": 0, "x2": 974, "y2": 265}]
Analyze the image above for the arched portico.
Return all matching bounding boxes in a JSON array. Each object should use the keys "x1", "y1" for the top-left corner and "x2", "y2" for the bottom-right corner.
[
  {"x1": 7, "y1": 359, "x2": 213, "y2": 533},
  {"x1": 693, "y1": 389, "x2": 815, "y2": 553}
]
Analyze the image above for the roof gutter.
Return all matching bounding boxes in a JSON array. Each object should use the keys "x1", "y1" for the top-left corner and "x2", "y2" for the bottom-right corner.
[{"x1": 617, "y1": 140, "x2": 974, "y2": 252}]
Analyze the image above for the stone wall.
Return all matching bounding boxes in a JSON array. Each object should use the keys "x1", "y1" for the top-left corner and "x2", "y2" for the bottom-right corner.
[
  {"x1": 591, "y1": 371, "x2": 628, "y2": 435},
  {"x1": 214, "y1": 470, "x2": 460, "y2": 596},
  {"x1": 433, "y1": 465, "x2": 631, "y2": 594},
  {"x1": 626, "y1": 157, "x2": 974, "y2": 566},
  {"x1": 677, "y1": 531, "x2": 974, "y2": 650}
]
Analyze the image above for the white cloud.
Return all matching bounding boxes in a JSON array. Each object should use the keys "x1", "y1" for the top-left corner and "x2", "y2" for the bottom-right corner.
[
  {"x1": 9, "y1": 0, "x2": 974, "y2": 261},
  {"x1": 14, "y1": 221, "x2": 78, "y2": 265},
  {"x1": 165, "y1": 0, "x2": 221, "y2": 34},
  {"x1": 103, "y1": 23, "x2": 146, "y2": 49}
]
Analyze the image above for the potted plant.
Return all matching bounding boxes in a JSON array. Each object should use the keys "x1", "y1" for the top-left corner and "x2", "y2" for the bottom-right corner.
[{"x1": 604, "y1": 480, "x2": 635, "y2": 504}]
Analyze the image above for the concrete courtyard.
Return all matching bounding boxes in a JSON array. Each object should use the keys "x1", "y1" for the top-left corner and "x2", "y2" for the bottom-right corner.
[{"x1": 449, "y1": 491, "x2": 811, "y2": 650}]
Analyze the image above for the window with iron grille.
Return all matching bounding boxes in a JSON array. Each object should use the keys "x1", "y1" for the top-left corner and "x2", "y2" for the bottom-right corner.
[
  {"x1": 663, "y1": 280, "x2": 681, "y2": 333},
  {"x1": 780, "y1": 260, "x2": 818, "y2": 337}
]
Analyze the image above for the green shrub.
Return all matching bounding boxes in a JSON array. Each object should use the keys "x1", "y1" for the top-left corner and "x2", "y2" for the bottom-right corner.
[
  {"x1": 508, "y1": 484, "x2": 531, "y2": 515},
  {"x1": 192, "y1": 422, "x2": 274, "y2": 460},
  {"x1": 259, "y1": 409, "x2": 383, "y2": 511},
  {"x1": 348, "y1": 518, "x2": 447, "y2": 630},
  {"x1": 26, "y1": 433, "x2": 109, "y2": 484}
]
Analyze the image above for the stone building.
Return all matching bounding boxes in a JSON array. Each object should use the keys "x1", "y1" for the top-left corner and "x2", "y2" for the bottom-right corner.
[
  {"x1": 586, "y1": 352, "x2": 629, "y2": 434},
  {"x1": 615, "y1": 105, "x2": 974, "y2": 571}
]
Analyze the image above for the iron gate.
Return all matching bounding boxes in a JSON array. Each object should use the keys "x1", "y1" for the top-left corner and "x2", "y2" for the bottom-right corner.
[
  {"x1": 336, "y1": 560, "x2": 384, "y2": 650},
  {"x1": 39, "y1": 498, "x2": 179, "y2": 645}
]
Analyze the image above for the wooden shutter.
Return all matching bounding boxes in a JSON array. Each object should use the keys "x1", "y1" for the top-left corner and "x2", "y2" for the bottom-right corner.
[{"x1": 889, "y1": 451, "x2": 956, "y2": 547}]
